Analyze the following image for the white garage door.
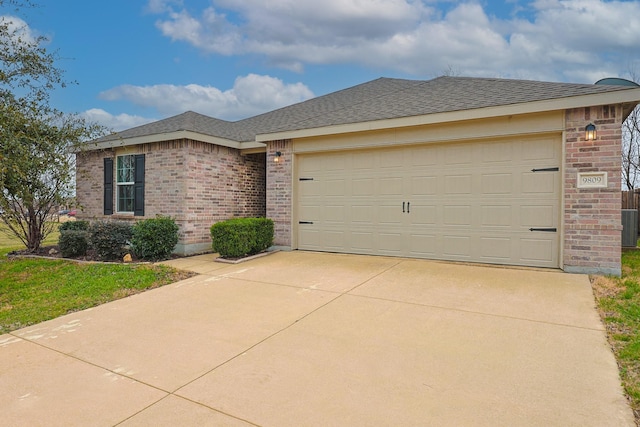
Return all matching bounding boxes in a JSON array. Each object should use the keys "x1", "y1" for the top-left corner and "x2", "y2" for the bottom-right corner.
[{"x1": 296, "y1": 135, "x2": 561, "y2": 268}]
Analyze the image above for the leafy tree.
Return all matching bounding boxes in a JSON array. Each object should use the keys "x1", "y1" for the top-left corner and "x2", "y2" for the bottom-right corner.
[{"x1": 0, "y1": 1, "x2": 104, "y2": 251}]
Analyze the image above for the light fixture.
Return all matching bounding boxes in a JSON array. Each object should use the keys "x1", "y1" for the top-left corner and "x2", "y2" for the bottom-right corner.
[
  {"x1": 585, "y1": 123, "x2": 596, "y2": 141},
  {"x1": 273, "y1": 151, "x2": 282, "y2": 163}
]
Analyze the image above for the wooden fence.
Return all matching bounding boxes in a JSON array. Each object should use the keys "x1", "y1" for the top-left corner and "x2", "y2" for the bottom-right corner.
[{"x1": 623, "y1": 190, "x2": 640, "y2": 209}]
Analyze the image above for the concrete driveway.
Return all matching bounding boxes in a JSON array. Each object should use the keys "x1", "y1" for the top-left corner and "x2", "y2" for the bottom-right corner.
[{"x1": 1, "y1": 251, "x2": 634, "y2": 426}]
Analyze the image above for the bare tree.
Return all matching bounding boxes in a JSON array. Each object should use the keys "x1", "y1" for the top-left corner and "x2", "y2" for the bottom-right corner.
[
  {"x1": 622, "y1": 68, "x2": 640, "y2": 190},
  {"x1": 623, "y1": 106, "x2": 640, "y2": 190}
]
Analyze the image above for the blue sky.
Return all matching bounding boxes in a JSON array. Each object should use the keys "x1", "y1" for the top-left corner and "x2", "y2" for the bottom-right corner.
[{"x1": 5, "y1": 0, "x2": 640, "y2": 131}]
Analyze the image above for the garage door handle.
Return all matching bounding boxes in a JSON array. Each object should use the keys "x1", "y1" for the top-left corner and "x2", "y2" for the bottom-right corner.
[
  {"x1": 529, "y1": 228, "x2": 557, "y2": 232},
  {"x1": 407, "y1": 202, "x2": 410, "y2": 213},
  {"x1": 299, "y1": 221, "x2": 314, "y2": 224},
  {"x1": 402, "y1": 202, "x2": 405, "y2": 213},
  {"x1": 531, "y1": 167, "x2": 559, "y2": 172}
]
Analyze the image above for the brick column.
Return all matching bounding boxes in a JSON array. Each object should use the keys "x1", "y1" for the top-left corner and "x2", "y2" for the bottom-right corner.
[
  {"x1": 564, "y1": 106, "x2": 623, "y2": 275},
  {"x1": 266, "y1": 140, "x2": 293, "y2": 248}
]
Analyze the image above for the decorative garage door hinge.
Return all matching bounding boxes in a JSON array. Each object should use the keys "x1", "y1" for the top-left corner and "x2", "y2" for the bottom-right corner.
[
  {"x1": 531, "y1": 167, "x2": 559, "y2": 172},
  {"x1": 299, "y1": 177, "x2": 314, "y2": 181},
  {"x1": 299, "y1": 221, "x2": 314, "y2": 224},
  {"x1": 529, "y1": 228, "x2": 557, "y2": 232}
]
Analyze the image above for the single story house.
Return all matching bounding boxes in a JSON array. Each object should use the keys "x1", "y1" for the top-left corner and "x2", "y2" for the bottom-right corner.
[{"x1": 76, "y1": 76, "x2": 640, "y2": 275}]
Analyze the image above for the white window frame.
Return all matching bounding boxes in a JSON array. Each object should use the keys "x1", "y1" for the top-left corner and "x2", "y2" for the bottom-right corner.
[{"x1": 116, "y1": 154, "x2": 135, "y2": 213}]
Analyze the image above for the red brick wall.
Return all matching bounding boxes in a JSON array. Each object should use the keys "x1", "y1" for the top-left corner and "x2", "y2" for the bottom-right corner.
[
  {"x1": 76, "y1": 139, "x2": 266, "y2": 254},
  {"x1": 564, "y1": 105, "x2": 623, "y2": 275},
  {"x1": 266, "y1": 140, "x2": 293, "y2": 248}
]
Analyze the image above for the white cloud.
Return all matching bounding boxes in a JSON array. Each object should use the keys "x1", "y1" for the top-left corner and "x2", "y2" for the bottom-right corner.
[
  {"x1": 81, "y1": 109, "x2": 156, "y2": 132},
  {"x1": 98, "y1": 74, "x2": 314, "y2": 121},
  {"x1": 145, "y1": 0, "x2": 183, "y2": 14},
  {"x1": 0, "y1": 15, "x2": 39, "y2": 44},
  {"x1": 148, "y1": 0, "x2": 640, "y2": 82}
]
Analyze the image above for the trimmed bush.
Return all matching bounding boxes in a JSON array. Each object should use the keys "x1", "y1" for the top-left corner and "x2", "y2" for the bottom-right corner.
[
  {"x1": 88, "y1": 220, "x2": 133, "y2": 261},
  {"x1": 59, "y1": 220, "x2": 89, "y2": 232},
  {"x1": 210, "y1": 217, "x2": 274, "y2": 258},
  {"x1": 58, "y1": 230, "x2": 89, "y2": 258},
  {"x1": 131, "y1": 216, "x2": 179, "y2": 261}
]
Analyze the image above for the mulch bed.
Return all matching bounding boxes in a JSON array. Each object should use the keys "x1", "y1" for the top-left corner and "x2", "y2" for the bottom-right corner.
[{"x1": 7, "y1": 245, "x2": 183, "y2": 264}]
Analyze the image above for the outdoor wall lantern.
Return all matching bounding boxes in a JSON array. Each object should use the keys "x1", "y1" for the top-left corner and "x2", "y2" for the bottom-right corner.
[
  {"x1": 585, "y1": 123, "x2": 597, "y2": 141},
  {"x1": 273, "y1": 151, "x2": 282, "y2": 162}
]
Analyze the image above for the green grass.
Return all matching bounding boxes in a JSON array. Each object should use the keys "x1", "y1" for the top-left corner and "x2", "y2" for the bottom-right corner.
[
  {"x1": 593, "y1": 250, "x2": 640, "y2": 421},
  {"x1": 0, "y1": 221, "x2": 61, "y2": 254},
  {"x1": 0, "y1": 222, "x2": 193, "y2": 334}
]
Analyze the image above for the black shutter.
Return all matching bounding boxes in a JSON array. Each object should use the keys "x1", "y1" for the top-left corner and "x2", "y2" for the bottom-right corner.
[
  {"x1": 133, "y1": 154, "x2": 145, "y2": 216},
  {"x1": 103, "y1": 158, "x2": 113, "y2": 215}
]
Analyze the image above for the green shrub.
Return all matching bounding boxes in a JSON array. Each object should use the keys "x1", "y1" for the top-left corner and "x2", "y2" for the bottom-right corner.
[
  {"x1": 88, "y1": 220, "x2": 133, "y2": 261},
  {"x1": 59, "y1": 220, "x2": 89, "y2": 232},
  {"x1": 210, "y1": 217, "x2": 274, "y2": 258},
  {"x1": 131, "y1": 216, "x2": 179, "y2": 261},
  {"x1": 58, "y1": 230, "x2": 89, "y2": 258}
]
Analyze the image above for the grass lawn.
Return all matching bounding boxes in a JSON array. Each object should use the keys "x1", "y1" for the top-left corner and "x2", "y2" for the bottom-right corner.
[
  {"x1": 0, "y1": 222, "x2": 194, "y2": 334},
  {"x1": 592, "y1": 250, "x2": 640, "y2": 422}
]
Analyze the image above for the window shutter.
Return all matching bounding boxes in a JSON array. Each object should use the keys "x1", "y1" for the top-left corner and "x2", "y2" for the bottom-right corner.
[
  {"x1": 103, "y1": 158, "x2": 113, "y2": 215},
  {"x1": 134, "y1": 154, "x2": 145, "y2": 216}
]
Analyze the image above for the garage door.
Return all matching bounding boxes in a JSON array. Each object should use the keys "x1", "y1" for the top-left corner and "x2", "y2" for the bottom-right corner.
[{"x1": 296, "y1": 135, "x2": 561, "y2": 268}]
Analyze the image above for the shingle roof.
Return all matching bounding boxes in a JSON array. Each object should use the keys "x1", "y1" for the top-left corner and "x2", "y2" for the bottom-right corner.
[{"x1": 96, "y1": 76, "x2": 638, "y2": 144}]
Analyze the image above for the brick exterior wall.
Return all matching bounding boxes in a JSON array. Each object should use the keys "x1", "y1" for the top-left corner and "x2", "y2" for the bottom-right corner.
[
  {"x1": 265, "y1": 140, "x2": 293, "y2": 248},
  {"x1": 564, "y1": 105, "x2": 623, "y2": 275},
  {"x1": 76, "y1": 139, "x2": 266, "y2": 254}
]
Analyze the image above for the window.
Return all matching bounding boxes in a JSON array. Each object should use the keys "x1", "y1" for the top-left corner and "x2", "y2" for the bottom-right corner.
[
  {"x1": 104, "y1": 154, "x2": 145, "y2": 216},
  {"x1": 117, "y1": 155, "x2": 135, "y2": 212}
]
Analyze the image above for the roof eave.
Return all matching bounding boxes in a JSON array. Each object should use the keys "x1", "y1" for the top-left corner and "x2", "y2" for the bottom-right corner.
[
  {"x1": 89, "y1": 130, "x2": 265, "y2": 151},
  {"x1": 256, "y1": 88, "x2": 640, "y2": 142}
]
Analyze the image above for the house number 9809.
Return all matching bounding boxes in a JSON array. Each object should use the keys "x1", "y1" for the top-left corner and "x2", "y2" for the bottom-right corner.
[
  {"x1": 577, "y1": 172, "x2": 607, "y2": 189},
  {"x1": 582, "y1": 176, "x2": 602, "y2": 184}
]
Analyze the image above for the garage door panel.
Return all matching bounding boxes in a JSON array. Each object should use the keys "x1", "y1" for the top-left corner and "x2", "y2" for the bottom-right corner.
[
  {"x1": 481, "y1": 205, "x2": 512, "y2": 227},
  {"x1": 522, "y1": 172, "x2": 556, "y2": 194},
  {"x1": 352, "y1": 178, "x2": 374, "y2": 196},
  {"x1": 380, "y1": 177, "x2": 403, "y2": 195},
  {"x1": 380, "y1": 149, "x2": 405, "y2": 168},
  {"x1": 521, "y1": 238, "x2": 555, "y2": 262},
  {"x1": 325, "y1": 179, "x2": 348, "y2": 196},
  {"x1": 352, "y1": 205, "x2": 374, "y2": 224},
  {"x1": 445, "y1": 175, "x2": 473, "y2": 194},
  {"x1": 443, "y1": 236, "x2": 472, "y2": 257},
  {"x1": 480, "y1": 237, "x2": 512, "y2": 259},
  {"x1": 379, "y1": 205, "x2": 403, "y2": 225},
  {"x1": 482, "y1": 141, "x2": 513, "y2": 163},
  {"x1": 408, "y1": 204, "x2": 437, "y2": 225},
  {"x1": 324, "y1": 205, "x2": 346, "y2": 224},
  {"x1": 444, "y1": 145, "x2": 473, "y2": 165},
  {"x1": 522, "y1": 138, "x2": 558, "y2": 161},
  {"x1": 521, "y1": 204, "x2": 555, "y2": 227},
  {"x1": 443, "y1": 205, "x2": 472, "y2": 226},
  {"x1": 410, "y1": 147, "x2": 438, "y2": 167},
  {"x1": 408, "y1": 234, "x2": 437, "y2": 256},
  {"x1": 322, "y1": 231, "x2": 346, "y2": 250},
  {"x1": 411, "y1": 176, "x2": 438, "y2": 195},
  {"x1": 378, "y1": 232, "x2": 403, "y2": 254},
  {"x1": 297, "y1": 135, "x2": 560, "y2": 268},
  {"x1": 482, "y1": 173, "x2": 513, "y2": 194},
  {"x1": 350, "y1": 232, "x2": 374, "y2": 251},
  {"x1": 298, "y1": 228, "x2": 322, "y2": 249}
]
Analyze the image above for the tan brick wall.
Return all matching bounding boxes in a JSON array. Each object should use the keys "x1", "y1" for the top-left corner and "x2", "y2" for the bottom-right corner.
[
  {"x1": 76, "y1": 139, "x2": 266, "y2": 254},
  {"x1": 563, "y1": 105, "x2": 623, "y2": 275},
  {"x1": 266, "y1": 140, "x2": 293, "y2": 248}
]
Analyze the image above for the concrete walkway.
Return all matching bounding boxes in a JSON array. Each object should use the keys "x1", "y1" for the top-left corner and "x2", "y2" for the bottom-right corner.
[{"x1": 1, "y1": 251, "x2": 634, "y2": 426}]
